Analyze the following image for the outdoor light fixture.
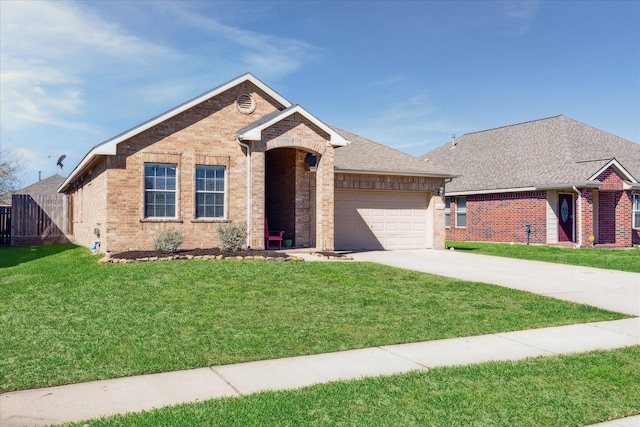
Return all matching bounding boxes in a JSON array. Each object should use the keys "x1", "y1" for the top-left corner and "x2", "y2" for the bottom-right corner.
[
  {"x1": 305, "y1": 153, "x2": 318, "y2": 172},
  {"x1": 438, "y1": 186, "x2": 445, "y2": 197}
]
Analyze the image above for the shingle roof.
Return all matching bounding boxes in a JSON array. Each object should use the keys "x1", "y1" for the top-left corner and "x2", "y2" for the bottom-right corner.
[
  {"x1": 422, "y1": 115, "x2": 640, "y2": 193},
  {"x1": 333, "y1": 127, "x2": 456, "y2": 177},
  {"x1": 16, "y1": 174, "x2": 66, "y2": 196}
]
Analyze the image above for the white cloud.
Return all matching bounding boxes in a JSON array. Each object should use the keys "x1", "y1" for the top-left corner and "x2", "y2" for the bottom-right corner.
[
  {"x1": 501, "y1": 1, "x2": 540, "y2": 35},
  {"x1": 0, "y1": 0, "x2": 172, "y2": 131},
  {"x1": 353, "y1": 95, "x2": 453, "y2": 155},
  {"x1": 162, "y1": 2, "x2": 322, "y2": 79}
]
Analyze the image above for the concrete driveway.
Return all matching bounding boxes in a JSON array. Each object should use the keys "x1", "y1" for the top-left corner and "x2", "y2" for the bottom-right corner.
[{"x1": 349, "y1": 250, "x2": 640, "y2": 316}]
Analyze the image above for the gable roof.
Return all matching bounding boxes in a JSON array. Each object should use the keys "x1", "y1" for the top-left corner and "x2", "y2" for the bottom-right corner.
[
  {"x1": 333, "y1": 127, "x2": 457, "y2": 177},
  {"x1": 59, "y1": 74, "x2": 454, "y2": 193},
  {"x1": 59, "y1": 73, "x2": 292, "y2": 192},
  {"x1": 16, "y1": 174, "x2": 66, "y2": 196},
  {"x1": 236, "y1": 104, "x2": 348, "y2": 146},
  {"x1": 422, "y1": 115, "x2": 640, "y2": 193}
]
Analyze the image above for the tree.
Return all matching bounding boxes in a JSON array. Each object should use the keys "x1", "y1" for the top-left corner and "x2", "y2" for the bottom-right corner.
[{"x1": 0, "y1": 148, "x2": 22, "y2": 195}]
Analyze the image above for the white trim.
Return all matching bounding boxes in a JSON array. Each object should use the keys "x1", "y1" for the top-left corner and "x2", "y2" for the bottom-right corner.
[
  {"x1": 588, "y1": 158, "x2": 637, "y2": 183},
  {"x1": 59, "y1": 73, "x2": 292, "y2": 193},
  {"x1": 237, "y1": 105, "x2": 348, "y2": 147},
  {"x1": 336, "y1": 168, "x2": 458, "y2": 178},
  {"x1": 535, "y1": 181, "x2": 601, "y2": 190},
  {"x1": 623, "y1": 180, "x2": 640, "y2": 190},
  {"x1": 445, "y1": 186, "x2": 538, "y2": 196}
]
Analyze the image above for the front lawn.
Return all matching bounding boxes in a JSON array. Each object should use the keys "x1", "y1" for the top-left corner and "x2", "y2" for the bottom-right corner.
[
  {"x1": 0, "y1": 244, "x2": 627, "y2": 392},
  {"x1": 68, "y1": 346, "x2": 640, "y2": 426},
  {"x1": 447, "y1": 240, "x2": 640, "y2": 273}
]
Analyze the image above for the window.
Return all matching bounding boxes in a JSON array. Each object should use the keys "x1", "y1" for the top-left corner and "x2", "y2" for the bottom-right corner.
[
  {"x1": 633, "y1": 194, "x2": 640, "y2": 229},
  {"x1": 444, "y1": 197, "x2": 451, "y2": 227},
  {"x1": 195, "y1": 166, "x2": 225, "y2": 218},
  {"x1": 455, "y1": 196, "x2": 466, "y2": 227},
  {"x1": 144, "y1": 163, "x2": 176, "y2": 218}
]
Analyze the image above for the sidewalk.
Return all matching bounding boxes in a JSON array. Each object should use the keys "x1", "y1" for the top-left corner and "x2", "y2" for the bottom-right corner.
[
  {"x1": 2, "y1": 251, "x2": 639, "y2": 426},
  {"x1": 2, "y1": 318, "x2": 638, "y2": 426}
]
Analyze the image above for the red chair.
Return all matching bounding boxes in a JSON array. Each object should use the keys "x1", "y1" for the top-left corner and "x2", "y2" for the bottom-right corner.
[{"x1": 264, "y1": 218, "x2": 285, "y2": 249}]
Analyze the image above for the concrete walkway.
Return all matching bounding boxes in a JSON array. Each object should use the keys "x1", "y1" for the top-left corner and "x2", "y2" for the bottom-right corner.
[{"x1": 2, "y1": 250, "x2": 639, "y2": 426}]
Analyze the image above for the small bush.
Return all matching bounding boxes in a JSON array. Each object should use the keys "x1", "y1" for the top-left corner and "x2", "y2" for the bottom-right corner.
[
  {"x1": 216, "y1": 221, "x2": 247, "y2": 252},
  {"x1": 153, "y1": 228, "x2": 184, "y2": 253}
]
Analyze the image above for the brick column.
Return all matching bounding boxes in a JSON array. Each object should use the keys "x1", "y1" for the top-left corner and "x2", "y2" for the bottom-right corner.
[
  {"x1": 250, "y1": 148, "x2": 266, "y2": 249},
  {"x1": 315, "y1": 147, "x2": 335, "y2": 251},
  {"x1": 580, "y1": 188, "x2": 595, "y2": 247}
]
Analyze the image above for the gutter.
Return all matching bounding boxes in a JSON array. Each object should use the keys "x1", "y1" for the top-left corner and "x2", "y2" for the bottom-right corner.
[
  {"x1": 334, "y1": 168, "x2": 460, "y2": 179},
  {"x1": 236, "y1": 138, "x2": 252, "y2": 248}
]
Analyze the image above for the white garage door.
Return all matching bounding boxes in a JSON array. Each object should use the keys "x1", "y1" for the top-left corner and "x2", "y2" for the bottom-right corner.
[{"x1": 335, "y1": 190, "x2": 432, "y2": 250}]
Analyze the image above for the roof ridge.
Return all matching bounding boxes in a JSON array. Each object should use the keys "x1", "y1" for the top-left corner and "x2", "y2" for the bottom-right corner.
[{"x1": 461, "y1": 115, "x2": 565, "y2": 137}]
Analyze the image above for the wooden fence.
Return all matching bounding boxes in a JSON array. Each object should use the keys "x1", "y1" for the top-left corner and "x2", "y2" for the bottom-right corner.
[
  {"x1": 0, "y1": 206, "x2": 10, "y2": 244},
  {"x1": 11, "y1": 194, "x2": 71, "y2": 246}
]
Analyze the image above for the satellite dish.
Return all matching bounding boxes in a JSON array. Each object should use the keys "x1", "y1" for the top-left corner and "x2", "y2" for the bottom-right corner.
[{"x1": 57, "y1": 155, "x2": 66, "y2": 170}]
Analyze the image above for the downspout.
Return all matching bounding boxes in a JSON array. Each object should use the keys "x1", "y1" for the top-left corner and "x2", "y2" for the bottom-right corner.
[
  {"x1": 237, "y1": 137, "x2": 252, "y2": 248},
  {"x1": 573, "y1": 186, "x2": 582, "y2": 247}
]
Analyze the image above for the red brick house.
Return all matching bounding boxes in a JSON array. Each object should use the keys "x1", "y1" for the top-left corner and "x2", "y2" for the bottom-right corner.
[
  {"x1": 423, "y1": 115, "x2": 640, "y2": 247},
  {"x1": 58, "y1": 74, "x2": 455, "y2": 253}
]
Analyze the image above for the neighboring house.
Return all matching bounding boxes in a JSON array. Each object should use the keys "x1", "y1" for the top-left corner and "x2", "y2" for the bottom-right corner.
[
  {"x1": 423, "y1": 115, "x2": 640, "y2": 247},
  {"x1": 15, "y1": 174, "x2": 66, "y2": 198},
  {"x1": 10, "y1": 174, "x2": 70, "y2": 245},
  {"x1": 58, "y1": 73, "x2": 455, "y2": 253}
]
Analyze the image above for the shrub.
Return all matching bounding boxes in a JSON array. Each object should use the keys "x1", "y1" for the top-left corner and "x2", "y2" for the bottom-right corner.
[
  {"x1": 216, "y1": 221, "x2": 247, "y2": 252},
  {"x1": 153, "y1": 228, "x2": 184, "y2": 254}
]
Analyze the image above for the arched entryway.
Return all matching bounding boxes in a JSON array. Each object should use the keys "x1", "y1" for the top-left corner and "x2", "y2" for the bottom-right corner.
[{"x1": 265, "y1": 148, "x2": 317, "y2": 248}]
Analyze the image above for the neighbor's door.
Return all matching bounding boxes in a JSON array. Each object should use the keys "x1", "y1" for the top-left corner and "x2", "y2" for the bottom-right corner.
[{"x1": 558, "y1": 193, "x2": 574, "y2": 242}]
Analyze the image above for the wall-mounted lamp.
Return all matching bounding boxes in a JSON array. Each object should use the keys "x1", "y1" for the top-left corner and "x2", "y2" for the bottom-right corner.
[
  {"x1": 438, "y1": 186, "x2": 445, "y2": 197},
  {"x1": 305, "y1": 153, "x2": 318, "y2": 172}
]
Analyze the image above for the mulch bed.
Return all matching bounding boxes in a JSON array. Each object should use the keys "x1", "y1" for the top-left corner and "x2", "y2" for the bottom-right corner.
[
  {"x1": 103, "y1": 248, "x2": 353, "y2": 264},
  {"x1": 109, "y1": 248, "x2": 290, "y2": 260}
]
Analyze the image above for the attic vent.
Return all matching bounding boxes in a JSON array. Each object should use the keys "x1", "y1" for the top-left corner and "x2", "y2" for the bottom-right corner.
[{"x1": 236, "y1": 94, "x2": 256, "y2": 114}]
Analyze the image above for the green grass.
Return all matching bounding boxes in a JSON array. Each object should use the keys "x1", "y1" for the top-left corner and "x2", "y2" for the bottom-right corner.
[
  {"x1": 0, "y1": 244, "x2": 628, "y2": 392},
  {"x1": 447, "y1": 240, "x2": 640, "y2": 273},
  {"x1": 67, "y1": 346, "x2": 640, "y2": 426}
]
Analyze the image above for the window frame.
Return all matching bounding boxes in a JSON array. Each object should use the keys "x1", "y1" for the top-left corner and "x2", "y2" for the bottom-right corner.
[
  {"x1": 194, "y1": 165, "x2": 226, "y2": 219},
  {"x1": 633, "y1": 194, "x2": 640, "y2": 229},
  {"x1": 455, "y1": 196, "x2": 467, "y2": 228},
  {"x1": 144, "y1": 163, "x2": 177, "y2": 219}
]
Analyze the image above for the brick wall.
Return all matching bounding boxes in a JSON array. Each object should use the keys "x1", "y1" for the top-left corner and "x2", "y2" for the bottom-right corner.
[
  {"x1": 66, "y1": 159, "x2": 108, "y2": 250},
  {"x1": 67, "y1": 82, "x2": 287, "y2": 252},
  {"x1": 596, "y1": 167, "x2": 633, "y2": 247},
  {"x1": 259, "y1": 113, "x2": 334, "y2": 250},
  {"x1": 446, "y1": 191, "x2": 547, "y2": 244}
]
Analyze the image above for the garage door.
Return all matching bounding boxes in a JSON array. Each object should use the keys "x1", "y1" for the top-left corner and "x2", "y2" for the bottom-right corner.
[{"x1": 335, "y1": 190, "x2": 432, "y2": 250}]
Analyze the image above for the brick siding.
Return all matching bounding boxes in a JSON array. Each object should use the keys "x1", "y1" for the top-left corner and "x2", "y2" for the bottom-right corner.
[
  {"x1": 446, "y1": 191, "x2": 547, "y2": 244},
  {"x1": 596, "y1": 167, "x2": 633, "y2": 247}
]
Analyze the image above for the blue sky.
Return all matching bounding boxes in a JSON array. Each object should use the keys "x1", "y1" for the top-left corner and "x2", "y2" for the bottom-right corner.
[{"x1": 1, "y1": 0, "x2": 638, "y2": 188}]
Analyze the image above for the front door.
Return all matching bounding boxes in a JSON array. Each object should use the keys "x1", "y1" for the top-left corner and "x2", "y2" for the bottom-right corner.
[{"x1": 558, "y1": 193, "x2": 574, "y2": 242}]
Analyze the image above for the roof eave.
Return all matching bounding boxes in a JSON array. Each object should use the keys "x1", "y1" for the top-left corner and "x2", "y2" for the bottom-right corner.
[
  {"x1": 446, "y1": 186, "x2": 539, "y2": 196},
  {"x1": 236, "y1": 105, "x2": 348, "y2": 147},
  {"x1": 534, "y1": 181, "x2": 602, "y2": 190},
  {"x1": 335, "y1": 168, "x2": 459, "y2": 178},
  {"x1": 623, "y1": 181, "x2": 640, "y2": 190}
]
